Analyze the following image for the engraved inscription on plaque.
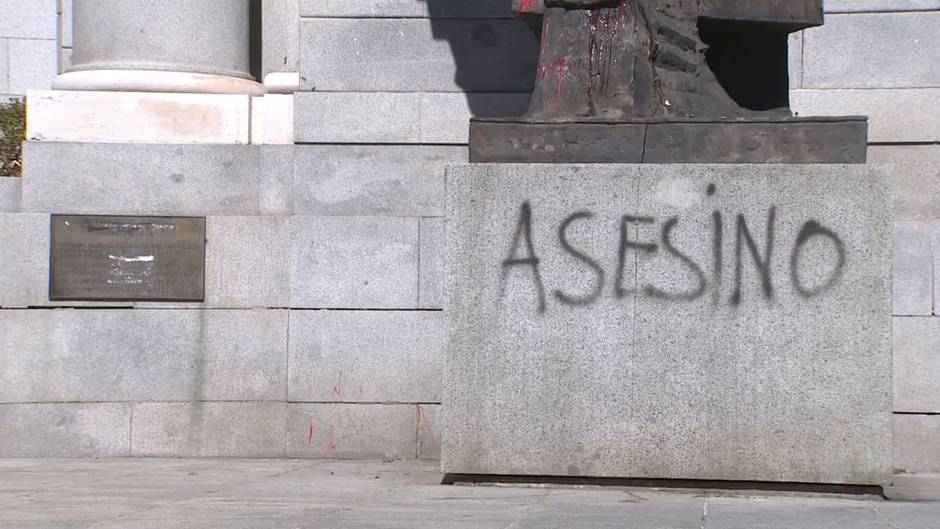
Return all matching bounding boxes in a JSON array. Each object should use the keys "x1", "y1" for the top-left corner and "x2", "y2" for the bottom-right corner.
[{"x1": 50, "y1": 215, "x2": 206, "y2": 302}]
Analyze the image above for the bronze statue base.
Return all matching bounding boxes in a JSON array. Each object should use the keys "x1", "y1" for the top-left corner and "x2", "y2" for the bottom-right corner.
[{"x1": 468, "y1": 116, "x2": 868, "y2": 164}]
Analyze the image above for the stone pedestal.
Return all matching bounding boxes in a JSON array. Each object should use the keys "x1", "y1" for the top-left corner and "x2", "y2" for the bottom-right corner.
[
  {"x1": 442, "y1": 163, "x2": 892, "y2": 485},
  {"x1": 54, "y1": 0, "x2": 263, "y2": 95}
]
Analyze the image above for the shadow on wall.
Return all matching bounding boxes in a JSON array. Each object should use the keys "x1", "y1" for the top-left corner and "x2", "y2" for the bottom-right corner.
[{"x1": 421, "y1": 0, "x2": 540, "y2": 117}]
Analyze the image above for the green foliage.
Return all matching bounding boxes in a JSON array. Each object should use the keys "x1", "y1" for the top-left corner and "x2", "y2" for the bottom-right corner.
[{"x1": 0, "y1": 98, "x2": 26, "y2": 177}]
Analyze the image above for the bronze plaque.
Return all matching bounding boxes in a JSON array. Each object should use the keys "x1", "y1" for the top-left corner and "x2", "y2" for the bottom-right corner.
[{"x1": 50, "y1": 215, "x2": 206, "y2": 302}]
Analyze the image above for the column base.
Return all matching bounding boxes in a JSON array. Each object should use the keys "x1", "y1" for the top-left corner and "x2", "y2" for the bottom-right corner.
[{"x1": 54, "y1": 70, "x2": 265, "y2": 96}]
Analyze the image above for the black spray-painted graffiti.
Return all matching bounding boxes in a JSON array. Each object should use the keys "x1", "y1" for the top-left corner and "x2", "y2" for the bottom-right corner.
[{"x1": 501, "y1": 185, "x2": 846, "y2": 315}]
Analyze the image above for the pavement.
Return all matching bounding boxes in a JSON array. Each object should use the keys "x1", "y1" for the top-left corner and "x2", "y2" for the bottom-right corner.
[{"x1": 1, "y1": 459, "x2": 939, "y2": 529}]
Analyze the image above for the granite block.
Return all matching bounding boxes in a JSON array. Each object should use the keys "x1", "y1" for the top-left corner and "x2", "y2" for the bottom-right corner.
[
  {"x1": 0, "y1": 177, "x2": 19, "y2": 210},
  {"x1": 0, "y1": 0, "x2": 57, "y2": 39},
  {"x1": 893, "y1": 223, "x2": 933, "y2": 316},
  {"x1": 27, "y1": 90, "x2": 251, "y2": 144},
  {"x1": 788, "y1": 32, "x2": 803, "y2": 90},
  {"x1": 21, "y1": 142, "x2": 262, "y2": 215},
  {"x1": 791, "y1": 89, "x2": 940, "y2": 143},
  {"x1": 299, "y1": 19, "x2": 537, "y2": 92},
  {"x1": 0, "y1": 213, "x2": 48, "y2": 308},
  {"x1": 419, "y1": 217, "x2": 445, "y2": 309},
  {"x1": 206, "y1": 216, "x2": 291, "y2": 308},
  {"x1": 290, "y1": 216, "x2": 419, "y2": 309},
  {"x1": 0, "y1": 403, "x2": 130, "y2": 457},
  {"x1": 251, "y1": 94, "x2": 295, "y2": 145},
  {"x1": 0, "y1": 40, "x2": 8, "y2": 95},
  {"x1": 417, "y1": 404, "x2": 441, "y2": 460},
  {"x1": 882, "y1": 155, "x2": 940, "y2": 222},
  {"x1": 299, "y1": 0, "x2": 512, "y2": 18},
  {"x1": 60, "y1": 0, "x2": 72, "y2": 48},
  {"x1": 288, "y1": 310, "x2": 443, "y2": 403},
  {"x1": 803, "y1": 12, "x2": 940, "y2": 89},
  {"x1": 131, "y1": 402, "x2": 288, "y2": 458},
  {"x1": 294, "y1": 92, "x2": 529, "y2": 144},
  {"x1": 293, "y1": 145, "x2": 459, "y2": 217},
  {"x1": 8, "y1": 39, "x2": 57, "y2": 93},
  {"x1": 894, "y1": 317, "x2": 940, "y2": 413},
  {"x1": 0, "y1": 309, "x2": 288, "y2": 403},
  {"x1": 894, "y1": 414, "x2": 940, "y2": 473},
  {"x1": 286, "y1": 403, "x2": 417, "y2": 459},
  {"x1": 262, "y1": 0, "x2": 299, "y2": 75},
  {"x1": 443, "y1": 164, "x2": 892, "y2": 484},
  {"x1": 260, "y1": 145, "x2": 295, "y2": 215}
]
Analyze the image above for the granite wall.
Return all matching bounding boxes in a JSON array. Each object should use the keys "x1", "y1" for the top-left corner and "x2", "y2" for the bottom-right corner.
[{"x1": 0, "y1": 0, "x2": 59, "y2": 99}]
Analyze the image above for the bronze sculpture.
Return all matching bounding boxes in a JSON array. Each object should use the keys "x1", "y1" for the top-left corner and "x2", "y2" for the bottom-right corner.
[{"x1": 469, "y1": 0, "x2": 867, "y2": 163}]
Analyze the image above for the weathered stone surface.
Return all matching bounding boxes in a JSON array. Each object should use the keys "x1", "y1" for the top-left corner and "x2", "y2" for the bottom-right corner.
[
  {"x1": 471, "y1": 119, "x2": 867, "y2": 164},
  {"x1": 206, "y1": 216, "x2": 291, "y2": 308},
  {"x1": 69, "y1": 0, "x2": 254, "y2": 80},
  {"x1": 443, "y1": 164, "x2": 892, "y2": 484},
  {"x1": 892, "y1": 223, "x2": 933, "y2": 316},
  {"x1": 825, "y1": 0, "x2": 940, "y2": 12},
  {"x1": 881, "y1": 152, "x2": 940, "y2": 222},
  {"x1": 0, "y1": 403, "x2": 130, "y2": 457},
  {"x1": 21, "y1": 142, "x2": 262, "y2": 215},
  {"x1": 0, "y1": 178, "x2": 19, "y2": 211},
  {"x1": 894, "y1": 317, "x2": 940, "y2": 413},
  {"x1": 260, "y1": 145, "x2": 295, "y2": 216},
  {"x1": 0, "y1": 309, "x2": 288, "y2": 403},
  {"x1": 299, "y1": 19, "x2": 537, "y2": 92},
  {"x1": 886, "y1": 474, "x2": 940, "y2": 502},
  {"x1": 131, "y1": 402, "x2": 288, "y2": 458},
  {"x1": 290, "y1": 216, "x2": 419, "y2": 309},
  {"x1": 288, "y1": 310, "x2": 443, "y2": 403},
  {"x1": 286, "y1": 404, "x2": 417, "y2": 459},
  {"x1": 293, "y1": 145, "x2": 459, "y2": 217},
  {"x1": 0, "y1": 213, "x2": 48, "y2": 308},
  {"x1": 0, "y1": 0, "x2": 58, "y2": 39},
  {"x1": 894, "y1": 414, "x2": 940, "y2": 473},
  {"x1": 704, "y1": 496, "x2": 893, "y2": 529},
  {"x1": 0, "y1": 42, "x2": 9, "y2": 95},
  {"x1": 803, "y1": 12, "x2": 940, "y2": 88},
  {"x1": 419, "y1": 217, "x2": 445, "y2": 309},
  {"x1": 299, "y1": 0, "x2": 512, "y2": 18},
  {"x1": 8, "y1": 39, "x2": 57, "y2": 94},
  {"x1": 788, "y1": 32, "x2": 803, "y2": 90},
  {"x1": 262, "y1": 0, "x2": 300, "y2": 76},
  {"x1": 791, "y1": 89, "x2": 940, "y2": 143},
  {"x1": 26, "y1": 90, "x2": 251, "y2": 144},
  {"x1": 294, "y1": 92, "x2": 529, "y2": 144},
  {"x1": 60, "y1": 0, "x2": 73, "y2": 48},
  {"x1": 251, "y1": 94, "x2": 295, "y2": 145},
  {"x1": 0, "y1": 212, "x2": 294, "y2": 310},
  {"x1": 417, "y1": 404, "x2": 441, "y2": 460}
]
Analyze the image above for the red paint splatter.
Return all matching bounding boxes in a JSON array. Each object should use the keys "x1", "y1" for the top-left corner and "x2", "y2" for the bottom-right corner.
[
  {"x1": 551, "y1": 59, "x2": 567, "y2": 104},
  {"x1": 332, "y1": 372, "x2": 344, "y2": 399},
  {"x1": 327, "y1": 440, "x2": 337, "y2": 453},
  {"x1": 307, "y1": 422, "x2": 315, "y2": 445},
  {"x1": 416, "y1": 405, "x2": 434, "y2": 435},
  {"x1": 519, "y1": 0, "x2": 538, "y2": 13}
]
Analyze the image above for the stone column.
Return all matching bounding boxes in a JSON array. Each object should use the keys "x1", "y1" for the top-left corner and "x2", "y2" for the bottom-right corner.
[{"x1": 54, "y1": 0, "x2": 263, "y2": 95}]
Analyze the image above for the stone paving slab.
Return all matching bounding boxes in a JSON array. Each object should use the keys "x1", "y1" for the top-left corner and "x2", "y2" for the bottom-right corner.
[{"x1": 0, "y1": 459, "x2": 938, "y2": 529}]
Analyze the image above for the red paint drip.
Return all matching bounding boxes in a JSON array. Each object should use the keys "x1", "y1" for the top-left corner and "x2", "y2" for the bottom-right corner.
[
  {"x1": 551, "y1": 59, "x2": 567, "y2": 104},
  {"x1": 307, "y1": 423, "x2": 315, "y2": 445},
  {"x1": 416, "y1": 405, "x2": 434, "y2": 435},
  {"x1": 332, "y1": 372, "x2": 344, "y2": 399}
]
